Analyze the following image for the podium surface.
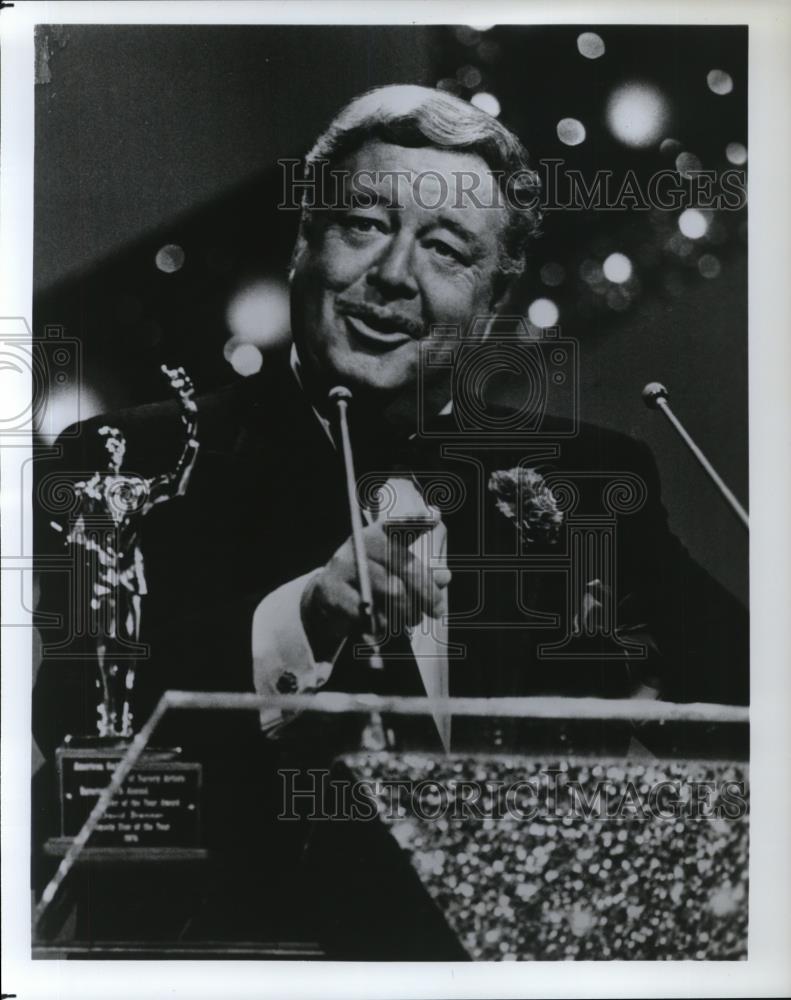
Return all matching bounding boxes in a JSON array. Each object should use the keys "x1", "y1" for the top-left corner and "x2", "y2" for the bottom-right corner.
[{"x1": 34, "y1": 691, "x2": 749, "y2": 961}]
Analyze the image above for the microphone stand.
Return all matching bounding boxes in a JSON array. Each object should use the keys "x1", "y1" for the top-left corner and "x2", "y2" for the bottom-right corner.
[
  {"x1": 642, "y1": 382, "x2": 749, "y2": 530},
  {"x1": 329, "y1": 386, "x2": 384, "y2": 670}
]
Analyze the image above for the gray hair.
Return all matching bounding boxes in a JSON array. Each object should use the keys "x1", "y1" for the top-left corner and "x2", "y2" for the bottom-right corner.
[{"x1": 298, "y1": 85, "x2": 542, "y2": 283}]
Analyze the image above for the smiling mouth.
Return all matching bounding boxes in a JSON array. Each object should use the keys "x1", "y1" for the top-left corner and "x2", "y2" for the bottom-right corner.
[{"x1": 338, "y1": 309, "x2": 417, "y2": 350}]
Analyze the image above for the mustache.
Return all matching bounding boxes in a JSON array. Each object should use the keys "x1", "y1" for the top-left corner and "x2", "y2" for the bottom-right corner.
[{"x1": 335, "y1": 295, "x2": 425, "y2": 340}]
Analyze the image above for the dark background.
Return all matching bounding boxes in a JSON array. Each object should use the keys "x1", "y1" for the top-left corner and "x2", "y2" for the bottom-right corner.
[{"x1": 33, "y1": 24, "x2": 748, "y2": 604}]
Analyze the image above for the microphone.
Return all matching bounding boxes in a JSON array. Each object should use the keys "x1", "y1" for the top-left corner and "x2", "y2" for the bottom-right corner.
[
  {"x1": 641, "y1": 382, "x2": 749, "y2": 530},
  {"x1": 328, "y1": 386, "x2": 384, "y2": 670}
]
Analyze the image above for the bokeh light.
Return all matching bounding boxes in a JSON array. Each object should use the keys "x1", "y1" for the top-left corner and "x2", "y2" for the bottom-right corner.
[
  {"x1": 603, "y1": 252, "x2": 633, "y2": 284},
  {"x1": 540, "y1": 262, "x2": 566, "y2": 287},
  {"x1": 659, "y1": 138, "x2": 682, "y2": 157},
  {"x1": 665, "y1": 232, "x2": 694, "y2": 258},
  {"x1": 606, "y1": 287, "x2": 632, "y2": 312},
  {"x1": 436, "y1": 78, "x2": 462, "y2": 96},
  {"x1": 580, "y1": 259, "x2": 604, "y2": 287},
  {"x1": 707, "y1": 69, "x2": 734, "y2": 95},
  {"x1": 454, "y1": 26, "x2": 479, "y2": 46},
  {"x1": 527, "y1": 298, "x2": 559, "y2": 328},
  {"x1": 225, "y1": 278, "x2": 290, "y2": 349},
  {"x1": 606, "y1": 82, "x2": 670, "y2": 148},
  {"x1": 34, "y1": 384, "x2": 104, "y2": 445},
  {"x1": 456, "y1": 65, "x2": 482, "y2": 89},
  {"x1": 557, "y1": 117, "x2": 586, "y2": 146},
  {"x1": 678, "y1": 209, "x2": 709, "y2": 239},
  {"x1": 698, "y1": 254, "x2": 722, "y2": 279},
  {"x1": 155, "y1": 244, "x2": 185, "y2": 273},
  {"x1": 476, "y1": 40, "x2": 500, "y2": 63},
  {"x1": 577, "y1": 32, "x2": 605, "y2": 59},
  {"x1": 470, "y1": 92, "x2": 501, "y2": 117},
  {"x1": 228, "y1": 343, "x2": 264, "y2": 377},
  {"x1": 725, "y1": 142, "x2": 747, "y2": 166},
  {"x1": 675, "y1": 152, "x2": 703, "y2": 178}
]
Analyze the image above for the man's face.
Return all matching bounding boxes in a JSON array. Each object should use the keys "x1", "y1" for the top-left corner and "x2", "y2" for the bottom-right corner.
[{"x1": 289, "y1": 140, "x2": 509, "y2": 422}]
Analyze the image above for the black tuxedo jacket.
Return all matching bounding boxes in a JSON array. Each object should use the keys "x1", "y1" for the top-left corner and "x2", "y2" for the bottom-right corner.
[{"x1": 33, "y1": 348, "x2": 748, "y2": 853}]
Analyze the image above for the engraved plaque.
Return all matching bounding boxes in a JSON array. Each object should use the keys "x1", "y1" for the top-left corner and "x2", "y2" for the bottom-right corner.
[{"x1": 54, "y1": 742, "x2": 202, "y2": 850}]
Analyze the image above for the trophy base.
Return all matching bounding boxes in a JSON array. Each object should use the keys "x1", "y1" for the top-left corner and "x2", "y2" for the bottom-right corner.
[
  {"x1": 43, "y1": 838, "x2": 208, "y2": 862},
  {"x1": 53, "y1": 737, "x2": 203, "y2": 852}
]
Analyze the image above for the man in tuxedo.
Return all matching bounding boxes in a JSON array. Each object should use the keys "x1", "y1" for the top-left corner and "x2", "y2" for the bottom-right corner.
[
  {"x1": 33, "y1": 86, "x2": 747, "y2": 925},
  {"x1": 248, "y1": 83, "x2": 748, "y2": 733}
]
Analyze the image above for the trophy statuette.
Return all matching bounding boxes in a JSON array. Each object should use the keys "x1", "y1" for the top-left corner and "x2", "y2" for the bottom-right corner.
[{"x1": 45, "y1": 365, "x2": 205, "y2": 859}]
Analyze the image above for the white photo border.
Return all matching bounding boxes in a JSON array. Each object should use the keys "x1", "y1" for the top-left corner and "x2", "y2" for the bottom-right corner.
[{"x1": 2, "y1": 2, "x2": 789, "y2": 997}]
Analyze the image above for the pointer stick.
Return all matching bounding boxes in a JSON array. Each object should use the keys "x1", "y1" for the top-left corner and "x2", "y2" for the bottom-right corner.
[
  {"x1": 329, "y1": 387, "x2": 384, "y2": 670},
  {"x1": 642, "y1": 382, "x2": 749, "y2": 530}
]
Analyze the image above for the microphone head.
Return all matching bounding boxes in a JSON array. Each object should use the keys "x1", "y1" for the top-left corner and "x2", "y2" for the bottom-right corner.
[
  {"x1": 642, "y1": 382, "x2": 668, "y2": 409},
  {"x1": 328, "y1": 385, "x2": 353, "y2": 405}
]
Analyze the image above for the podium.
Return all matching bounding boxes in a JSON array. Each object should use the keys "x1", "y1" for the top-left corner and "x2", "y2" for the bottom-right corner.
[{"x1": 33, "y1": 691, "x2": 748, "y2": 961}]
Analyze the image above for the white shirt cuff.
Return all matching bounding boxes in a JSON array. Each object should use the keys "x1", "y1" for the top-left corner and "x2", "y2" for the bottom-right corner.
[{"x1": 252, "y1": 570, "x2": 340, "y2": 737}]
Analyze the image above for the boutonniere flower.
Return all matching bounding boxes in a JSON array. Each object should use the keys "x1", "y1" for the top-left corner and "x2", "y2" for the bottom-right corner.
[{"x1": 487, "y1": 467, "x2": 564, "y2": 545}]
